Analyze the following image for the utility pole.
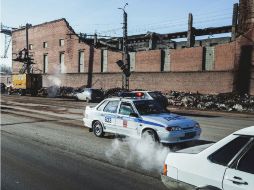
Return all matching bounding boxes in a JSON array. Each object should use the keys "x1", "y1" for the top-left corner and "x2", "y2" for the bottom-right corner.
[
  {"x1": 187, "y1": 13, "x2": 195, "y2": 47},
  {"x1": 119, "y1": 3, "x2": 130, "y2": 90},
  {"x1": 26, "y1": 23, "x2": 31, "y2": 74}
]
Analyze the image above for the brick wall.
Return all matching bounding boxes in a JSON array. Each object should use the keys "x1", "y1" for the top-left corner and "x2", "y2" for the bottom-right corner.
[
  {"x1": 12, "y1": 28, "x2": 26, "y2": 73},
  {"x1": 12, "y1": 19, "x2": 91, "y2": 74},
  {"x1": 92, "y1": 48, "x2": 102, "y2": 73},
  {"x1": 135, "y1": 50, "x2": 161, "y2": 72},
  {"x1": 11, "y1": 19, "x2": 237, "y2": 75},
  {"x1": 13, "y1": 19, "x2": 68, "y2": 73},
  {"x1": 107, "y1": 51, "x2": 122, "y2": 72},
  {"x1": 12, "y1": 18, "x2": 254, "y2": 95},
  {"x1": 42, "y1": 71, "x2": 235, "y2": 94},
  {"x1": 214, "y1": 42, "x2": 236, "y2": 71},
  {"x1": 170, "y1": 47, "x2": 203, "y2": 71}
]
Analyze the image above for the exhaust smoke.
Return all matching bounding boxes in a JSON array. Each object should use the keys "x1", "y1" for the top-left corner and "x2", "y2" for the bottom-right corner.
[{"x1": 105, "y1": 136, "x2": 170, "y2": 172}]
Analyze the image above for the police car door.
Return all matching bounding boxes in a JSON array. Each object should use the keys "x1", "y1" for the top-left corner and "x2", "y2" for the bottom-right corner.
[
  {"x1": 116, "y1": 101, "x2": 139, "y2": 137},
  {"x1": 101, "y1": 100, "x2": 119, "y2": 132}
]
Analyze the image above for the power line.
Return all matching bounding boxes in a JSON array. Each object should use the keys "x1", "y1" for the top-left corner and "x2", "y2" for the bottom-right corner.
[
  {"x1": 96, "y1": 8, "x2": 233, "y2": 36},
  {"x1": 127, "y1": 15, "x2": 232, "y2": 35},
  {"x1": 97, "y1": 5, "x2": 235, "y2": 36},
  {"x1": 127, "y1": 13, "x2": 232, "y2": 35},
  {"x1": 129, "y1": 8, "x2": 233, "y2": 29}
]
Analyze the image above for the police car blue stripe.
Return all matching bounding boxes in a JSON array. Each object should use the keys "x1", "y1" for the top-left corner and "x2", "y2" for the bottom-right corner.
[
  {"x1": 140, "y1": 120, "x2": 165, "y2": 128},
  {"x1": 122, "y1": 117, "x2": 165, "y2": 128}
]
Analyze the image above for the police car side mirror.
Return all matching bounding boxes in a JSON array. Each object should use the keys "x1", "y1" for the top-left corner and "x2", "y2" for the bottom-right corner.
[{"x1": 129, "y1": 113, "x2": 139, "y2": 118}]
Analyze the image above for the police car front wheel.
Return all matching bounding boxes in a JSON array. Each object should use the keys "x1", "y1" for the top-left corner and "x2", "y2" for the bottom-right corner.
[
  {"x1": 93, "y1": 121, "x2": 105, "y2": 137},
  {"x1": 142, "y1": 129, "x2": 158, "y2": 142}
]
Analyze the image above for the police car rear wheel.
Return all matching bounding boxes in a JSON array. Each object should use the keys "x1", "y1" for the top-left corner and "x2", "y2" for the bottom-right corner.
[
  {"x1": 142, "y1": 129, "x2": 158, "y2": 142},
  {"x1": 93, "y1": 121, "x2": 104, "y2": 137}
]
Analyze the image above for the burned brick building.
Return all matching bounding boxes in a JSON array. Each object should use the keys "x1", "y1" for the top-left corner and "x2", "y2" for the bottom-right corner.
[{"x1": 12, "y1": 0, "x2": 254, "y2": 95}]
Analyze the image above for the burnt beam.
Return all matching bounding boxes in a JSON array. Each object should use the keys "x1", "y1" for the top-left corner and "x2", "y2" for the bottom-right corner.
[{"x1": 194, "y1": 26, "x2": 232, "y2": 36}]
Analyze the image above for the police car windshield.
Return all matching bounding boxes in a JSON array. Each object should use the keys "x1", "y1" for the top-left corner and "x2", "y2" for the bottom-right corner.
[{"x1": 134, "y1": 100, "x2": 167, "y2": 115}]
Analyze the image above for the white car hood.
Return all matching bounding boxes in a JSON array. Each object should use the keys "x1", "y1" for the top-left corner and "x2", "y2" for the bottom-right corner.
[{"x1": 141, "y1": 113, "x2": 197, "y2": 129}]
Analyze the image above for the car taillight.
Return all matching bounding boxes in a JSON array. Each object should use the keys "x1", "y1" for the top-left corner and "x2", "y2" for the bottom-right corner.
[{"x1": 163, "y1": 163, "x2": 167, "y2": 176}]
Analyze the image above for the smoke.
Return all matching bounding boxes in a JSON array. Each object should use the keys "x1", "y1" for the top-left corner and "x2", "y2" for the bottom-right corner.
[
  {"x1": 61, "y1": 63, "x2": 67, "y2": 74},
  {"x1": 105, "y1": 136, "x2": 170, "y2": 172},
  {"x1": 46, "y1": 63, "x2": 67, "y2": 97},
  {"x1": 48, "y1": 76, "x2": 61, "y2": 86}
]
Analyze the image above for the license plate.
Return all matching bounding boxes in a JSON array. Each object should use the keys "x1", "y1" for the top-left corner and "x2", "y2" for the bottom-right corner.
[{"x1": 180, "y1": 132, "x2": 196, "y2": 140}]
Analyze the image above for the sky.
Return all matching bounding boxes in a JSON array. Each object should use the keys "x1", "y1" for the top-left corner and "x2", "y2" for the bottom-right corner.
[{"x1": 0, "y1": 0, "x2": 239, "y2": 67}]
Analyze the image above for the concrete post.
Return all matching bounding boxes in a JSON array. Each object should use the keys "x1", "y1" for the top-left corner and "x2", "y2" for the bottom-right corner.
[
  {"x1": 187, "y1": 13, "x2": 195, "y2": 47},
  {"x1": 94, "y1": 33, "x2": 97, "y2": 46}
]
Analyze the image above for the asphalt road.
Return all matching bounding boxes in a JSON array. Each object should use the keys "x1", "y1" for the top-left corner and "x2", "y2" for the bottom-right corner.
[
  {"x1": 2, "y1": 131, "x2": 167, "y2": 190},
  {"x1": 1, "y1": 95, "x2": 254, "y2": 190}
]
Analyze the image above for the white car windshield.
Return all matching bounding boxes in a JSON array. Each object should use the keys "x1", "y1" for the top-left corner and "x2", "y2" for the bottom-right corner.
[{"x1": 134, "y1": 100, "x2": 167, "y2": 115}]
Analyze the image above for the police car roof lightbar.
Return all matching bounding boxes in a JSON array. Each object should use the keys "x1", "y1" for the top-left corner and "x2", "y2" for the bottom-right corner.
[
  {"x1": 120, "y1": 92, "x2": 144, "y2": 98},
  {"x1": 135, "y1": 92, "x2": 144, "y2": 97}
]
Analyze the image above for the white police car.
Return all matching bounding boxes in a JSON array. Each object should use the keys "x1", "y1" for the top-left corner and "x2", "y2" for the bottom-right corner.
[{"x1": 83, "y1": 94, "x2": 201, "y2": 143}]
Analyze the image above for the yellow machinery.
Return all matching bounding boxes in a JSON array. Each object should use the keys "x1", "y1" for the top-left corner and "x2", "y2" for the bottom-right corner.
[{"x1": 8, "y1": 74, "x2": 42, "y2": 96}]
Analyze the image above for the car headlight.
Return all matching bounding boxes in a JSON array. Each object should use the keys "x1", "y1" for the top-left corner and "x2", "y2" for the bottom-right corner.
[
  {"x1": 166, "y1": 126, "x2": 182, "y2": 131},
  {"x1": 195, "y1": 123, "x2": 200, "y2": 128}
]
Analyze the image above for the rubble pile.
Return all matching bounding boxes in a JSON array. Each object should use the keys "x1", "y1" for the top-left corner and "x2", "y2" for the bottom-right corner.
[
  {"x1": 60, "y1": 87, "x2": 75, "y2": 98},
  {"x1": 36, "y1": 86, "x2": 254, "y2": 113},
  {"x1": 166, "y1": 91, "x2": 254, "y2": 112},
  {"x1": 37, "y1": 87, "x2": 48, "y2": 97},
  {"x1": 37, "y1": 86, "x2": 76, "y2": 98}
]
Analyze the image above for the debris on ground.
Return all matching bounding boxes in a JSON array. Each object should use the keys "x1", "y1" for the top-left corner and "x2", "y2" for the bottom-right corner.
[
  {"x1": 38, "y1": 86, "x2": 75, "y2": 98},
  {"x1": 36, "y1": 86, "x2": 254, "y2": 113},
  {"x1": 165, "y1": 91, "x2": 254, "y2": 113}
]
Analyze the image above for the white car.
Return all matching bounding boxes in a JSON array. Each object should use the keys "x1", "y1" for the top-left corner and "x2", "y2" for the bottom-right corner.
[
  {"x1": 161, "y1": 126, "x2": 254, "y2": 190},
  {"x1": 74, "y1": 88, "x2": 104, "y2": 102},
  {"x1": 83, "y1": 96, "x2": 201, "y2": 143}
]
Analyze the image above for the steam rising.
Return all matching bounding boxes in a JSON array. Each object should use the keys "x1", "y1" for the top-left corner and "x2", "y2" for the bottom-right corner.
[
  {"x1": 105, "y1": 136, "x2": 170, "y2": 172},
  {"x1": 48, "y1": 76, "x2": 61, "y2": 86},
  {"x1": 46, "y1": 63, "x2": 67, "y2": 97}
]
